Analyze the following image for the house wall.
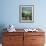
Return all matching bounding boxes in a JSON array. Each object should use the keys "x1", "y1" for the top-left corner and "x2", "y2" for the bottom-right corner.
[{"x1": 0, "y1": 0, "x2": 46, "y2": 30}]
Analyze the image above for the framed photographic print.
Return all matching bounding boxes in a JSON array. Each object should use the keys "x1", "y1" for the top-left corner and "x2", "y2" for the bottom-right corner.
[{"x1": 19, "y1": 5, "x2": 34, "y2": 23}]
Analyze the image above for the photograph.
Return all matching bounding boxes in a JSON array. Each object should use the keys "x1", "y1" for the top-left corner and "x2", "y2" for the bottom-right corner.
[{"x1": 19, "y1": 5, "x2": 34, "y2": 23}]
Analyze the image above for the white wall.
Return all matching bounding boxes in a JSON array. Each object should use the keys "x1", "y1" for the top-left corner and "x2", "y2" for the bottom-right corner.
[{"x1": 0, "y1": 0, "x2": 46, "y2": 31}]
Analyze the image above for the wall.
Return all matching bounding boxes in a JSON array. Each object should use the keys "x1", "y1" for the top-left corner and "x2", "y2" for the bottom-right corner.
[{"x1": 0, "y1": 0, "x2": 46, "y2": 30}]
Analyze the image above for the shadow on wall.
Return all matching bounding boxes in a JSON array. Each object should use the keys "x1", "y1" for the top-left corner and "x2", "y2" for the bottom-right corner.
[{"x1": 0, "y1": 24, "x2": 7, "y2": 43}]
